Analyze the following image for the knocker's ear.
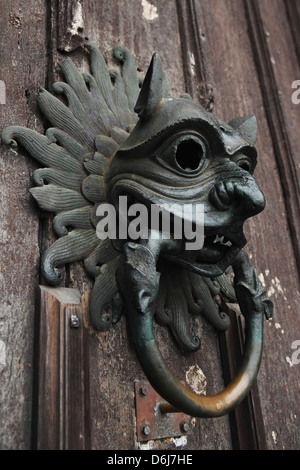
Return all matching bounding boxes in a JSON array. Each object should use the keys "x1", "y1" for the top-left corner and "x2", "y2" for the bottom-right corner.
[
  {"x1": 134, "y1": 52, "x2": 165, "y2": 120},
  {"x1": 228, "y1": 115, "x2": 258, "y2": 146}
]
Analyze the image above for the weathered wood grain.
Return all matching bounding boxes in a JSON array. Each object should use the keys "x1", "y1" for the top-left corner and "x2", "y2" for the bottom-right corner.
[
  {"x1": 1, "y1": 0, "x2": 299, "y2": 451},
  {"x1": 0, "y1": 0, "x2": 47, "y2": 450},
  {"x1": 244, "y1": 0, "x2": 300, "y2": 273},
  {"x1": 33, "y1": 286, "x2": 89, "y2": 450},
  {"x1": 175, "y1": 0, "x2": 209, "y2": 107},
  {"x1": 219, "y1": 303, "x2": 268, "y2": 450},
  {"x1": 188, "y1": 0, "x2": 300, "y2": 449},
  {"x1": 284, "y1": 0, "x2": 300, "y2": 65}
]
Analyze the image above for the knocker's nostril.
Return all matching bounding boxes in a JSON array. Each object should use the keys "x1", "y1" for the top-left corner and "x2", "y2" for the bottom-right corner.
[
  {"x1": 209, "y1": 180, "x2": 233, "y2": 211},
  {"x1": 209, "y1": 177, "x2": 265, "y2": 216}
]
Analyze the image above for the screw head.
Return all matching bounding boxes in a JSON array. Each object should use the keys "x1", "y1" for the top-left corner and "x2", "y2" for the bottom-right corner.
[
  {"x1": 142, "y1": 425, "x2": 151, "y2": 436},
  {"x1": 180, "y1": 421, "x2": 189, "y2": 433},
  {"x1": 70, "y1": 314, "x2": 80, "y2": 328},
  {"x1": 140, "y1": 385, "x2": 148, "y2": 396}
]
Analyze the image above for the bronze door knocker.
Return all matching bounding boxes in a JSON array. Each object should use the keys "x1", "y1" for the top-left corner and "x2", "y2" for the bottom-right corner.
[{"x1": 1, "y1": 44, "x2": 273, "y2": 417}]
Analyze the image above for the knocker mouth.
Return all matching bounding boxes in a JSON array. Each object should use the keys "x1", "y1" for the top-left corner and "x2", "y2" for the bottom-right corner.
[
  {"x1": 108, "y1": 173, "x2": 263, "y2": 277},
  {"x1": 165, "y1": 231, "x2": 246, "y2": 277},
  {"x1": 198, "y1": 233, "x2": 236, "y2": 262}
]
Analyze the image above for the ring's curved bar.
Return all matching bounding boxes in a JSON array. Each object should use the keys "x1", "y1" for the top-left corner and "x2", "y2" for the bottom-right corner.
[
  {"x1": 117, "y1": 243, "x2": 273, "y2": 418},
  {"x1": 128, "y1": 301, "x2": 263, "y2": 417}
]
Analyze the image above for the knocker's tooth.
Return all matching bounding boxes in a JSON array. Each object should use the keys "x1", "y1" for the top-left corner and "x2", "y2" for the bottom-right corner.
[
  {"x1": 213, "y1": 235, "x2": 232, "y2": 247},
  {"x1": 213, "y1": 235, "x2": 224, "y2": 244}
]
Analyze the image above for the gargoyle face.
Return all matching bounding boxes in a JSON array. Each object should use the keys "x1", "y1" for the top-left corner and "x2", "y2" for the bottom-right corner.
[{"x1": 106, "y1": 54, "x2": 265, "y2": 278}]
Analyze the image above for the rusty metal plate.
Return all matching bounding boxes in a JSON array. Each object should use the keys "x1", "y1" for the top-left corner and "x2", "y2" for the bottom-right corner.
[{"x1": 134, "y1": 380, "x2": 190, "y2": 442}]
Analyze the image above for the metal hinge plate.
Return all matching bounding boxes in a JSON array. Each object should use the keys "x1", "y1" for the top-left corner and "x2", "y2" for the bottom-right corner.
[{"x1": 134, "y1": 380, "x2": 190, "y2": 442}]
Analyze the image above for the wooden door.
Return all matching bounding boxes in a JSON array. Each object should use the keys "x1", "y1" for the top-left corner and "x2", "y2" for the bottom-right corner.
[{"x1": 0, "y1": 0, "x2": 299, "y2": 450}]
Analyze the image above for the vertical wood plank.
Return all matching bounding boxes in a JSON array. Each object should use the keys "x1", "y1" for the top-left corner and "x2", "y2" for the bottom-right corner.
[
  {"x1": 219, "y1": 304, "x2": 268, "y2": 450},
  {"x1": 175, "y1": 0, "x2": 267, "y2": 450},
  {"x1": 244, "y1": 0, "x2": 300, "y2": 273},
  {"x1": 0, "y1": 0, "x2": 47, "y2": 450},
  {"x1": 284, "y1": 0, "x2": 300, "y2": 64},
  {"x1": 181, "y1": 0, "x2": 300, "y2": 450},
  {"x1": 241, "y1": 0, "x2": 300, "y2": 449},
  {"x1": 33, "y1": 286, "x2": 90, "y2": 450},
  {"x1": 64, "y1": 304, "x2": 90, "y2": 449},
  {"x1": 175, "y1": 0, "x2": 214, "y2": 110}
]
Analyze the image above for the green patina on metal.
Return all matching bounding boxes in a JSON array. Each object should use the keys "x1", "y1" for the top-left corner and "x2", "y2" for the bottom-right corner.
[{"x1": 1, "y1": 44, "x2": 273, "y2": 417}]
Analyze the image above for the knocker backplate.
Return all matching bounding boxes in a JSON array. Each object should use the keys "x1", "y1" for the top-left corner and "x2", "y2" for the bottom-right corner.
[{"x1": 134, "y1": 380, "x2": 190, "y2": 442}]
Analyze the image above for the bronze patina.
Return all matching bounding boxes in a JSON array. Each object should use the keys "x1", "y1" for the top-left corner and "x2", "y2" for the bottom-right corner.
[{"x1": 1, "y1": 44, "x2": 273, "y2": 417}]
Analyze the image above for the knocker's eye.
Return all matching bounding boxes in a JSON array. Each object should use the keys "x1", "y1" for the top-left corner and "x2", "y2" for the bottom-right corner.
[
  {"x1": 156, "y1": 133, "x2": 209, "y2": 176},
  {"x1": 231, "y1": 153, "x2": 254, "y2": 174},
  {"x1": 175, "y1": 139, "x2": 204, "y2": 171}
]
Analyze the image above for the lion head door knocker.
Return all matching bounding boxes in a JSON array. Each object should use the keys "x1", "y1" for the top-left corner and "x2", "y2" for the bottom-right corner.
[{"x1": 1, "y1": 44, "x2": 273, "y2": 417}]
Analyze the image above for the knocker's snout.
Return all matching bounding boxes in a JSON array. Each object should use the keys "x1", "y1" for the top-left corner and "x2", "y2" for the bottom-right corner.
[{"x1": 209, "y1": 175, "x2": 265, "y2": 217}]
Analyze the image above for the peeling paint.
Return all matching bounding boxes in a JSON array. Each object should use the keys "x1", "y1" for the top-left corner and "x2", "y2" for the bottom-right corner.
[
  {"x1": 189, "y1": 52, "x2": 196, "y2": 77},
  {"x1": 267, "y1": 276, "x2": 285, "y2": 298},
  {"x1": 137, "y1": 435, "x2": 187, "y2": 450},
  {"x1": 69, "y1": 2, "x2": 84, "y2": 36},
  {"x1": 274, "y1": 322, "x2": 284, "y2": 334},
  {"x1": 141, "y1": 0, "x2": 159, "y2": 21},
  {"x1": 291, "y1": 340, "x2": 300, "y2": 365},
  {"x1": 261, "y1": 273, "x2": 286, "y2": 300},
  {"x1": 286, "y1": 356, "x2": 294, "y2": 367},
  {"x1": 0, "y1": 80, "x2": 6, "y2": 104},
  {"x1": 186, "y1": 364, "x2": 207, "y2": 395},
  {"x1": 171, "y1": 435, "x2": 187, "y2": 447},
  {"x1": 138, "y1": 439, "x2": 156, "y2": 450},
  {"x1": 273, "y1": 276, "x2": 284, "y2": 294},
  {"x1": 259, "y1": 272, "x2": 266, "y2": 287},
  {"x1": 271, "y1": 430, "x2": 277, "y2": 444},
  {"x1": 267, "y1": 284, "x2": 276, "y2": 298},
  {"x1": 0, "y1": 340, "x2": 6, "y2": 365},
  {"x1": 191, "y1": 417, "x2": 196, "y2": 428}
]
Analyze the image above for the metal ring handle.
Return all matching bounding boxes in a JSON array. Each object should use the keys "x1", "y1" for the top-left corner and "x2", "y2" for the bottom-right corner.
[
  {"x1": 118, "y1": 244, "x2": 272, "y2": 418},
  {"x1": 128, "y1": 302, "x2": 263, "y2": 417}
]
